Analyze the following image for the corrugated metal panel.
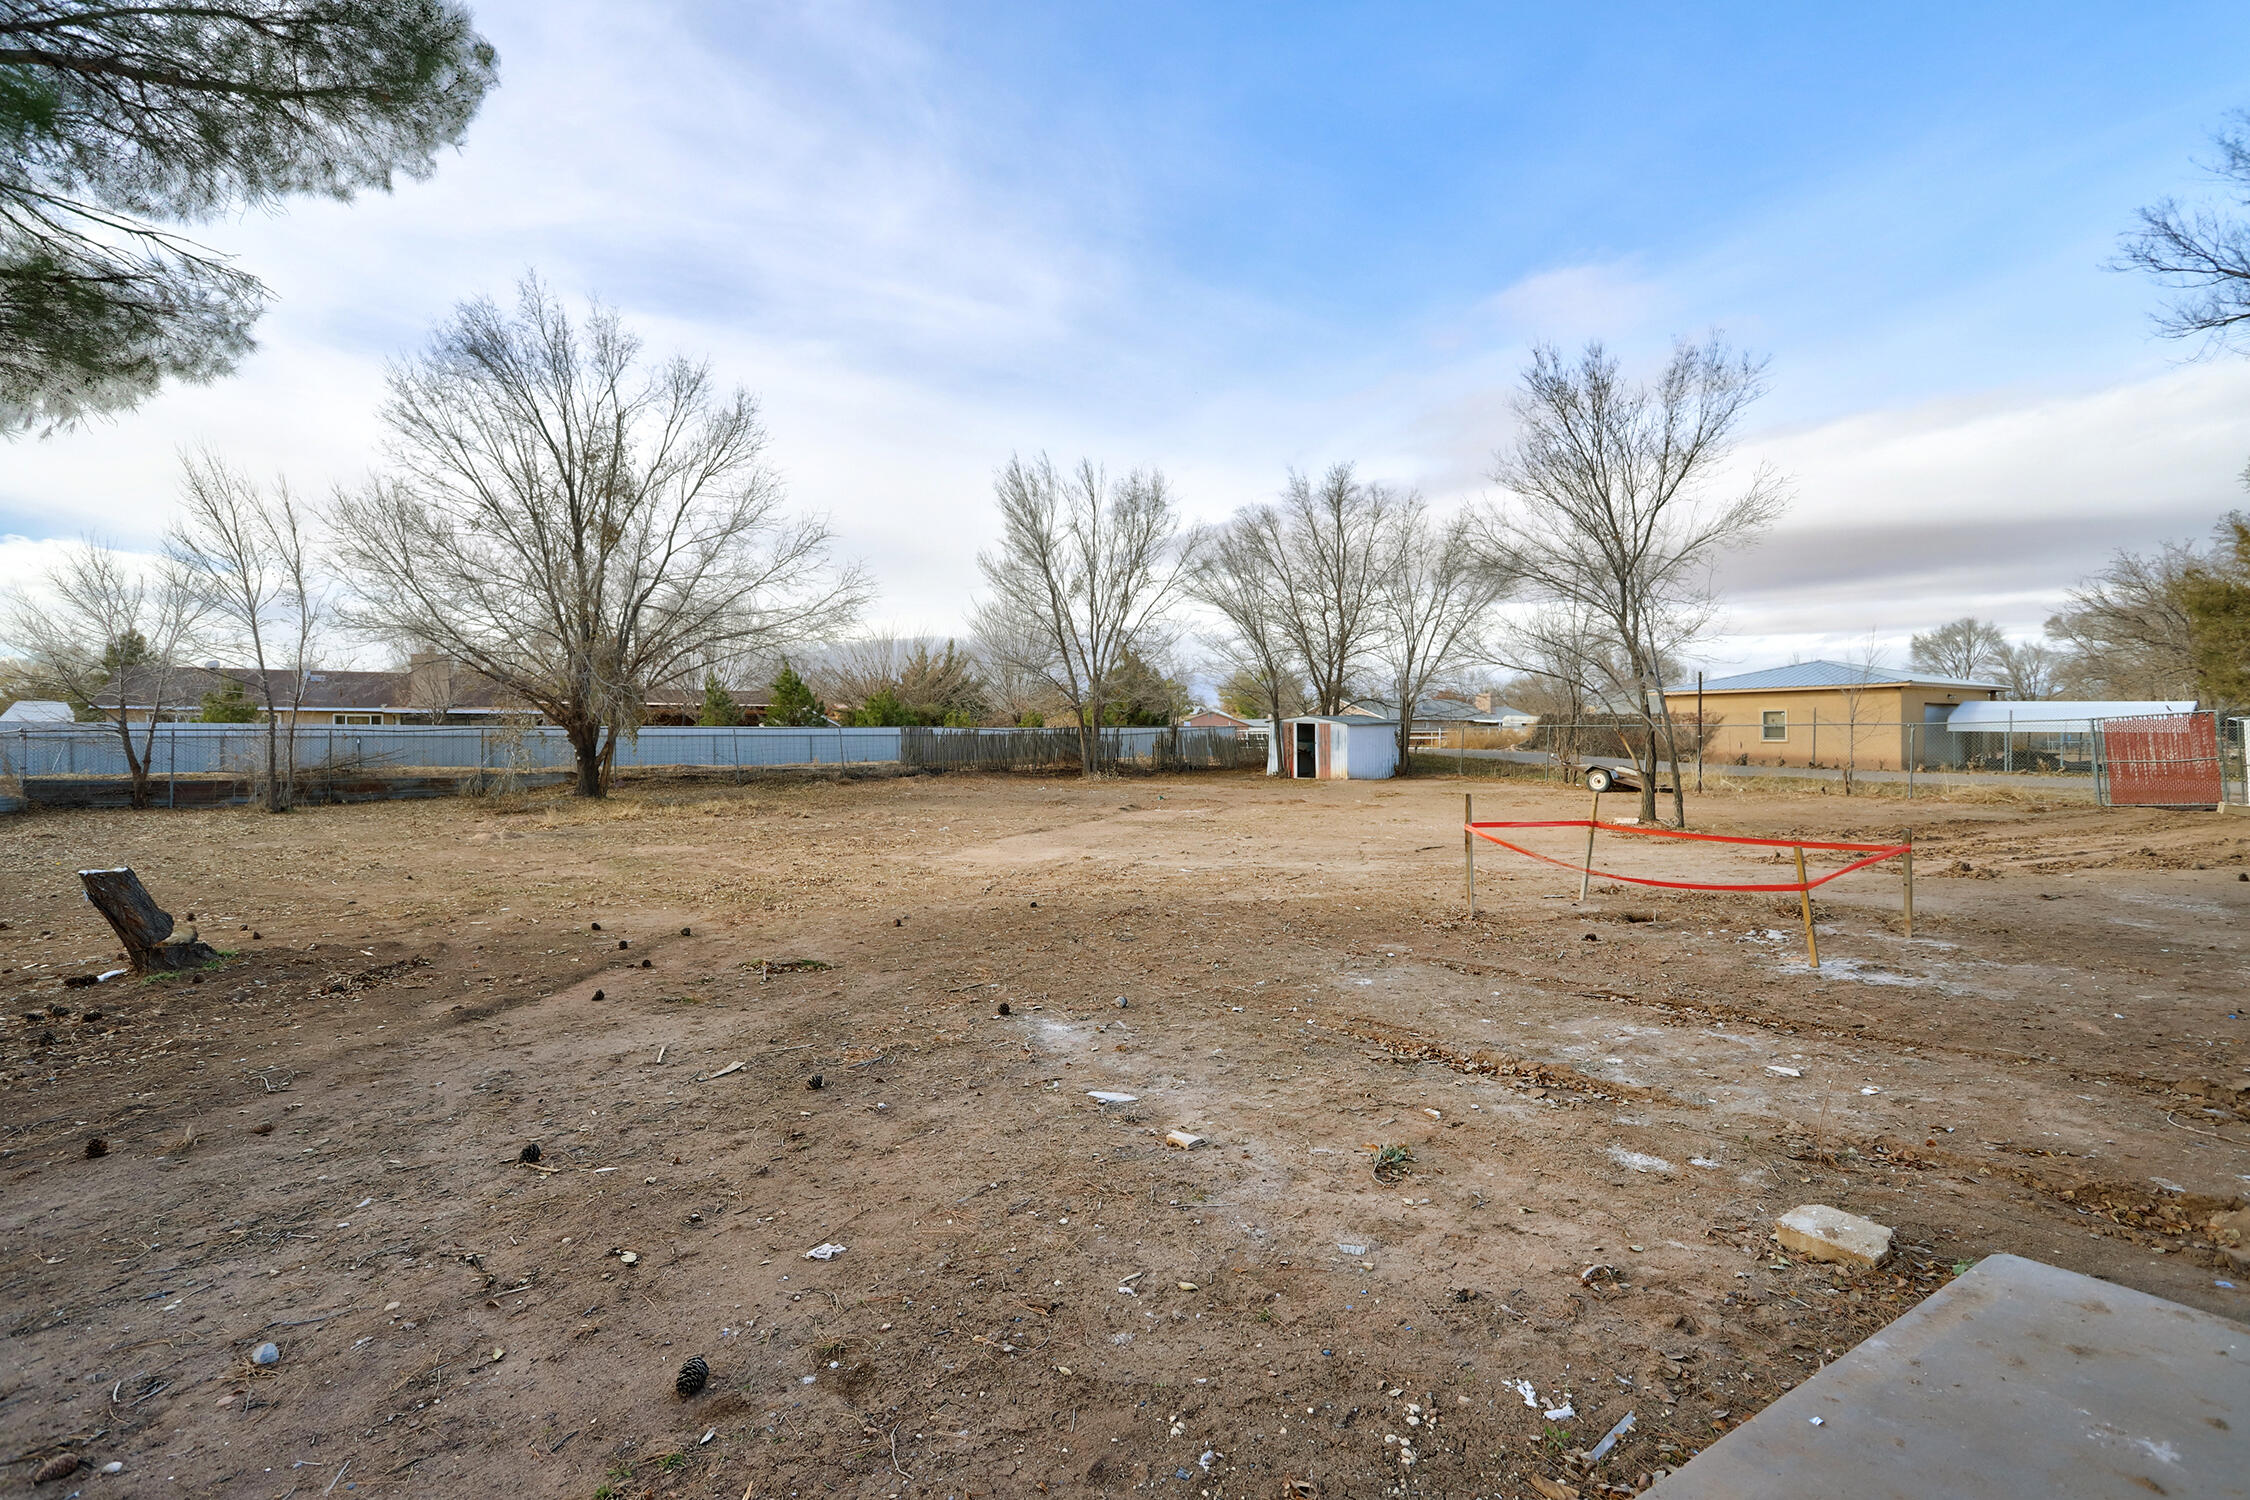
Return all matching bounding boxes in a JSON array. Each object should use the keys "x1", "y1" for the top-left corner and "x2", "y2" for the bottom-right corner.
[{"x1": 1946, "y1": 700, "x2": 2196, "y2": 731}]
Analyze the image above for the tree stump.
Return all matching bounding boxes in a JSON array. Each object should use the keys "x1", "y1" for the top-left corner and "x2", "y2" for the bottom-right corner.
[{"x1": 78, "y1": 868, "x2": 219, "y2": 972}]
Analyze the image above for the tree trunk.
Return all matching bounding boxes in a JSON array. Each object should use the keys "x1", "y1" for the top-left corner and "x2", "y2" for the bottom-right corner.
[
  {"x1": 79, "y1": 868, "x2": 218, "y2": 972},
  {"x1": 263, "y1": 714, "x2": 284, "y2": 813},
  {"x1": 112, "y1": 716, "x2": 152, "y2": 811},
  {"x1": 569, "y1": 722, "x2": 605, "y2": 798}
]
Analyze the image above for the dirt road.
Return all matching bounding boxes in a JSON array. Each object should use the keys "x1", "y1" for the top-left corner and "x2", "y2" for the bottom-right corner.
[{"x1": 3, "y1": 771, "x2": 2245, "y2": 1497}]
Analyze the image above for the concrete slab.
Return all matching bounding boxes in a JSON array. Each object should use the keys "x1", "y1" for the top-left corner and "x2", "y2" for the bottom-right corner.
[{"x1": 1648, "y1": 1253, "x2": 2249, "y2": 1499}]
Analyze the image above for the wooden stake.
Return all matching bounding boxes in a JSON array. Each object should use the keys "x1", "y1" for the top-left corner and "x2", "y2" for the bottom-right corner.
[
  {"x1": 1463, "y1": 792, "x2": 1476, "y2": 916},
  {"x1": 1901, "y1": 828, "x2": 1915, "y2": 939},
  {"x1": 1578, "y1": 789, "x2": 1599, "y2": 903},
  {"x1": 1793, "y1": 844, "x2": 1819, "y2": 968}
]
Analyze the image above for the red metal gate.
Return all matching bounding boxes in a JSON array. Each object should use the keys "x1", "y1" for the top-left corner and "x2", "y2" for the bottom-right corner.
[{"x1": 2096, "y1": 712, "x2": 2222, "y2": 807}]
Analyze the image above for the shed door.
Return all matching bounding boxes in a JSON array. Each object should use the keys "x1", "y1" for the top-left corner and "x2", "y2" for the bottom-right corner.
[{"x1": 1293, "y1": 721, "x2": 1316, "y2": 778}]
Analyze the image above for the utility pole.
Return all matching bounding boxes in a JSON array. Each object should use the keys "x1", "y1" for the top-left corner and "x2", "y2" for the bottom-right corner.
[{"x1": 1695, "y1": 670, "x2": 1704, "y2": 794}]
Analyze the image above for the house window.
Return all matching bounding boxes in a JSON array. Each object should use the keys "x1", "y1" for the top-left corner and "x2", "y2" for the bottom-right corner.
[
  {"x1": 333, "y1": 713, "x2": 379, "y2": 725},
  {"x1": 1761, "y1": 710, "x2": 1787, "y2": 741}
]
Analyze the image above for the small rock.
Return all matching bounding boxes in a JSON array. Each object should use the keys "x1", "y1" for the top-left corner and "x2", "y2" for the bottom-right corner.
[
  {"x1": 84, "y1": 1137, "x2": 107, "y2": 1159},
  {"x1": 251, "y1": 1342, "x2": 280, "y2": 1366},
  {"x1": 807, "y1": 1074, "x2": 823, "y2": 1090},
  {"x1": 1166, "y1": 1130, "x2": 1205, "y2": 1149},
  {"x1": 680, "y1": 926, "x2": 692, "y2": 936},
  {"x1": 520, "y1": 1143, "x2": 542, "y2": 1163},
  {"x1": 251, "y1": 1120, "x2": 274, "y2": 1135},
  {"x1": 639, "y1": 957, "x2": 651, "y2": 968},
  {"x1": 1178, "y1": 1281, "x2": 1198, "y2": 1291},
  {"x1": 676, "y1": 1354, "x2": 709, "y2": 1396},
  {"x1": 591, "y1": 989, "x2": 604, "y2": 1002},
  {"x1": 250, "y1": 931, "x2": 261, "y2": 940},
  {"x1": 997, "y1": 1002, "x2": 1011, "y2": 1016},
  {"x1": 1115, "y1": 996, "x2": 1129, "y2": 1008},
  {"x1": 618, "y1": 1250, "x2": 640, "y2": 1265},
  {"x1": 1774, "y1": 1204, "x2": 1893, "y2": 1268},
  {"x1": 591, "y1": 922, "x2": 601, "y2": 930},
  {"x1": 102, "y1": 1461, "x2": 124, "y2": 1474}
]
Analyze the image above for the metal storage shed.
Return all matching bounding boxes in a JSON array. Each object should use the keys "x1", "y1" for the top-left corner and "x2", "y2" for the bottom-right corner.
[{"x1": 1268, "y1": 715, "x2": 1400, "y2": 780}]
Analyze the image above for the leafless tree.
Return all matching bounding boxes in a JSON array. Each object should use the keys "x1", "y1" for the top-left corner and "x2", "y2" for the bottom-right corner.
[
  {"x1": 971, "y1": 455, "x2": 1192, "y2": 774},
  {"x1": 1189, "y1": 511, "x2": 1303, "y2": 754},
  {"x1": 1480, "y1": 338, "x2": 1787, "y2": 824},
  {"x1": 1373, "y1": 497, "x2": 1507, "y2": 771},
  {"x1": 1908, "y1": 616, "x2": 2007, "y2": 682},
  {"x1": 1828, "y1": 637, "x2": 1893, "y2": 796},
  {"x1": 168, "y1": 452, "x2": 329, "y2": 811},
  {"x1": 2043, "y1": 543, "x2": 2200, "y2": 699},
  {"x1": 1243, "y1": 464, "x2": 1394, "y2": 715},
  {"x1": 2116, "y1": 112, "x2": 2250, "y2": 348},
  {"x1": 1, "y1": 541, "x2": 201, "y2": 807},
  {"x1": 1995, "y1": 639, "x2": 2059, "y2": 701},
  {"x1": 330, "y1": 276, "x2": 868, "y2": 797}
]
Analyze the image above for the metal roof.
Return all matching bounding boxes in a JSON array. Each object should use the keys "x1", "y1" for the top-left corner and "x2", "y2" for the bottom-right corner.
[
  {"x1": 0, "y1": 699, "x2": 73, "y2": 723},
  {"x1": 1674, "y1": 660, "x2": 2002, "y2": 694},
  {"x1": 1944, "y1": 700, "x2": 2196, "y2": 729}
]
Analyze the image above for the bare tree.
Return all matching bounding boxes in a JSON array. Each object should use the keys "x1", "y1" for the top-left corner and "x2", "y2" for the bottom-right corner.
[
  {"x1": 1, "y1": 541, "x2": 201, "y2": 807},
  {"x1": 1995, "y1": 639, "x2": 2059, "y2": 701},
  {"x1": 2044, "y1": 542, "x2": 2200, "y2": 699},
  {"x1": 1908, "y1": 616, "x2": 2007, "y2": 682},
  {"x1": 1829, "y1": 637, "x2": 1893, "y2": 796},
  {"x1": 1481, "y1": 338, "x2": 1787, "y2": 824},
  {"x1": 971, "y1": 455, "x2": 1191, "y2": 774},
  {"x1": 1246, "y1": 464, "x2": 1393, "y2": 715},
  {"x1": 1494, "y1": 608, "x2": 1607, "y2": 781},
  {"x1": 1189, "y1": 511, "x2": 1302, "y2": 757},
  {"x1": 2116, "y1": 112, "x2": 2250, "y2": 348},
  {"x1": 1373, "y1": 497, "x2": 1506, "y2": 772},
  {"x1": 330, "y1": 276, "x2": 868, "y2": 797},
  {"x1": 168, "y1": 452, "x2": 328, "y2": 811}
]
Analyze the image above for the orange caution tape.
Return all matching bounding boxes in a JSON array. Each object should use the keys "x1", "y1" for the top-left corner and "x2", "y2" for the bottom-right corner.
[{"x1": 1465, "y1": 819, "x2": 1908, "y2": 894}]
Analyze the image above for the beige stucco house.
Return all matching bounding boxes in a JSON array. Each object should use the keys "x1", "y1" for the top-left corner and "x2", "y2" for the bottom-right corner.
[{"x1": 1663, "y1": 661, "x2": 2000, "y2": 771}]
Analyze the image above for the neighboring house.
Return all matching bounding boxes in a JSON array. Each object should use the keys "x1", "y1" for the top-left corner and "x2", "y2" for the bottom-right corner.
[
  {"x1": 1664, "y1": 661, "x2": 2001, "y2": 771},
  {"x1": 1181, "y1": 708, "x2": 1253, "y2": 732},
  {"x1": 85, "y1": 658, "x2": 772, "y2": 727},
  {"x1": 1344, "y1": 695, "x2": 1530, "y2": 746},
  {"x1": 0, "y1": 699, "x2": 73, "y2": 724},
  {"x1": 1270, "y1": 715, "x2": 1399, "y2": 779}
]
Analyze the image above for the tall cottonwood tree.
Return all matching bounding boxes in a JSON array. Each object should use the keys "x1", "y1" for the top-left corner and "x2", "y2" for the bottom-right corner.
[
  {"x1": 1189, "y1": 511, "x2": 1302, "y2": 743},
  {"x1": 1247, "y1": 464, "x2": 1393, "y2": 715},
  {"x1": 168, "y1": 452, "x2": 327, "y2": 811},
  {"x1": 1908, "y1": 616, "x2": 2007, "y2": 683},
  {"x1": 971, "y1": 455, "x2": 1191, "y2": 774},
  {"x1": 1, "y1": 540, "x2": 201, "y2": 806},
  {"x1": 1481, "y1": 338, "x2": 1786, "y2": 825},
  {"x1": 332, "y1": 276, "x2": 867, "y2": 797},
  {"x1": 0, "y1": 1, "x2": 498, "y2": 432},
  {"x1": 1372, "y1": 497, "x2": 1506, "y2": 771},
  {"x1": 2118, "y1": 111, "x2": 2250, "y2": 347}
]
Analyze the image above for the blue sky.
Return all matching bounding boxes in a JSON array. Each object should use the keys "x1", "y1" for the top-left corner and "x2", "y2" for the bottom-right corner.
[{"x1": 6, "y1": 1, "x2": 2250, "y2": 675}]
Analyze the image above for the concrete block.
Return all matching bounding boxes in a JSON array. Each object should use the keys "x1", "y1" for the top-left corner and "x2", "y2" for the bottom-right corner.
[{"x1": 1774, "y1": 1204, "x2": 1892, "y2": 1268}]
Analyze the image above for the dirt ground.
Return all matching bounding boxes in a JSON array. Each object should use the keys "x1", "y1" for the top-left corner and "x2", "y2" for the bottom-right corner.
[{"x1": 3, "y1": 769, "x2": 2246, "y2": 1499}]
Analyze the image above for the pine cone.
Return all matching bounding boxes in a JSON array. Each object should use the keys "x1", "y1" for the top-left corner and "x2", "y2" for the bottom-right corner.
[
  {"x1": 519, "y1": 1143, "x2": 541, "y2": 1163},
  {"x1": 676, "y1": 1355, "x2": 709, "y2": 1397}
]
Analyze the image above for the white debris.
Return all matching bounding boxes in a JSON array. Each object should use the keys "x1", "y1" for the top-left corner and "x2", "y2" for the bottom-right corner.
[
  {"x1": 1087, "y1": 1091, "x2": 1138, "y2": 1105},
  {"x1": 1166, "y1": 1130, "x2": 1205, "y2": 1149},
  {"x1": 1545, "y1": 1404, "x2": 1575, "y2": 1421},
  {"x1": 1337, "y1": 1242, "x2": 1370, "y2": 1256},
  {"x1": 1607, "y1": 1146, "x2": 1673, "y2": 1174},
  {"x1": 1507, "y1": 1378, "x2": 1540, "y2": 1409},
  {"x1": 1860, "y1": 1086, "x2": 1879, "y2": 1096},
  {"x1": 1765, "y1": 1065, "x2": 1801, "y2": 1077},
  {"x1": 803, "y1": 1242, "x2": 847, "y2": 1261}
]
